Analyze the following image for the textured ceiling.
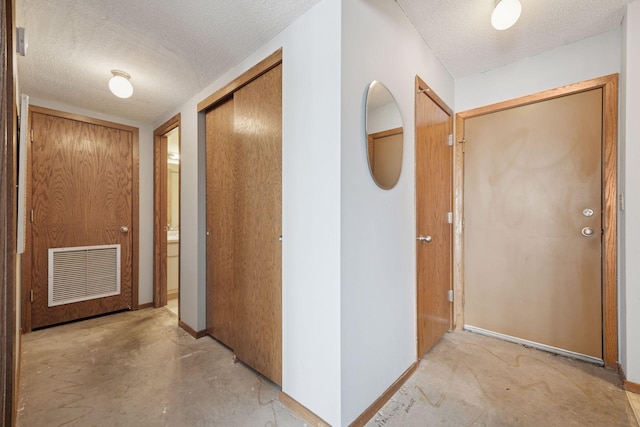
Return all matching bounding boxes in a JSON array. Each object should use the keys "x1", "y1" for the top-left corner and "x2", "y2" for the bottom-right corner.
[
  {"x1": 16, "y1": 0, "x2": 633, "y2": 125},
  {"x1": 16, "y1": 0, "x2": 321, "y2": 124},
  {"x1": 395, "y1": 0, "x2": 631, "y2": 79}
]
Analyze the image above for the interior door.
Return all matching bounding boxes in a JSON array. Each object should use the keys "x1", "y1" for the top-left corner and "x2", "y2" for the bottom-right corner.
[
  {"x1": 463, "y1": 88, "x2": 603, "y2": 360},
  {"x1": 206, "y1": 64, "x2": 282, "y2": 385},
  {"x1": 153, "y1": 133, "x2": 168, "y2": 308},
  {"x1": 29, "y1": 108, "x2": 134, "y2": 329},
  {"x1": 415, "y1": 79, "x2": 454, "y2": 358}
]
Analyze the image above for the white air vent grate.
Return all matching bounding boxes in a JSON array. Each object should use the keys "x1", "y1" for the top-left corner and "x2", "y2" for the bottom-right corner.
[{"x1": 48, "y1": 244, "x2": 121, "y2": 307}]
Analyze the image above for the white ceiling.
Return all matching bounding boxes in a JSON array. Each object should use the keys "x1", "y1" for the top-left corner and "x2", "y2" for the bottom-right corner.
[
  {"x1": 16, "y1": 0, "x2": 632, "y2": 125},
  {"x1": 395, "y1": 0, "x2": 630, "y2": 78}
]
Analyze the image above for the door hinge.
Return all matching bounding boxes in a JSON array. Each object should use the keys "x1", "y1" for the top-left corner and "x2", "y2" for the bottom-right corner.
[
  {"x1": 30, "y1": 129, "x2": 34, "y2": 143},
  {"x1": 448, "y1": 134, "x2": 453, "y2": 146},
  {"x1": 447, "y1": 212, "x2": 453, "y2": 224},
  {"x1": 30, "y1": 209, "x2": 34, "y2": 222},
  {"x1": 447, "y1": 289, "x2": 454, "y2": 302},
  {"x1": 30, "y1": 289, "x2": 34, "y2": 303}
]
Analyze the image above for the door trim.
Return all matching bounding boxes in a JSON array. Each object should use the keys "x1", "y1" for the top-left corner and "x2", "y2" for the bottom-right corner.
[
  {"x1": 21, "y1": 106, "x2": 140, "y2": 331},
  {"x1": 414, "y1": 76, "x2": 454, "y2": 358},
  {"x1": 1, "y1": 0, "x2": 17, "y2": 421},
  {"x1": 153, "y1": 114, "x2": 180, "y2": 309},
  {"x1": 198, "y1": 49, "x2": 282, "y2": 112},
  {"x1": 455, "y1": 74, "x2": 618, "y2": 367}
]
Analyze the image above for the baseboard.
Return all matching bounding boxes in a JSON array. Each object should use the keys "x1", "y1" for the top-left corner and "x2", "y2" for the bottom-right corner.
[
  {"x1": 136, "y1": 302, "x2": 154, "y2": 310},
  {"x1": 167, "y1": 290, "x2": 179, "y2": 299},
  {"x1": 279, "y1": 391, "x2": 331, "y2": 426},
  {"x1": 618, "y1": 364, "x2": 640, "y2": 394},
  {"x1": 625, "y1": 380, "x2": 640, "y2": 394},
  {"x1": 349, "y1": 361, "x2": 419, "y2": 427},
  {"x1": 179, "y1": 320, "x2": 207, "y2": 339}
]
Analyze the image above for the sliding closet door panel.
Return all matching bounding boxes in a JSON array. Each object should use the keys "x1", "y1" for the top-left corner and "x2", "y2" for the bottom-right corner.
[
  {"x1": 205, "y1": 63, "x2": 282, "y2": 385},
  {"x1": 232, "y1": 64, "x2": 282, "y2": 385},
  {"x1": 205, "y1": 98, "x2": 237, "y2": 346}
]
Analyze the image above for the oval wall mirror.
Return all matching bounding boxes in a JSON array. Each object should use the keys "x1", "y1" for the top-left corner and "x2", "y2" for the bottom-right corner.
[{"x1": 365, "y1": 81, "x2": 404, "y2": 190}]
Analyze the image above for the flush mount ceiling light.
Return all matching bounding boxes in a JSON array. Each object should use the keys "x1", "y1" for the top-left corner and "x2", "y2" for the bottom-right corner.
[
  {"x1": 108, "y1": 70, "x2": 133, "y2": 98},
  {"x1": 491, "y1": 0, "x2": 522, "y2": 30}
]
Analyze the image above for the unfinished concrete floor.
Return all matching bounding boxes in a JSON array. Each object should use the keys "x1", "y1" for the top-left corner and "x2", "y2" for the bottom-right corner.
[
  {"x1": 18, "y1": 307, "x2": 639, "y2": 426},
  {"x1": 17, "y1": 308, "x2": 305, "y2": 427},
  {"x1": 367, "y1": 330, "x2": 639, "y2": 427}
]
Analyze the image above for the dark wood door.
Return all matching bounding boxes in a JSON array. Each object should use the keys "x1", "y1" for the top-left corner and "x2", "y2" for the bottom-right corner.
[
  {"x1": 206, "y1": 64, "x2": 282, "y2": 385},
  {"x1": 29, "y1": 108, "x2": 135, "y2": 329},
  {"x1": 415, "y1": 79, "x2": 453, "y2": 358}
]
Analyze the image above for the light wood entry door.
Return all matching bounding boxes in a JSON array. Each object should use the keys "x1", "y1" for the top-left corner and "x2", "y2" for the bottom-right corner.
[
  {"x1": 415, "y1": 78, "x2": 454, "y2": 358},
  {"x1": 28, "y1": 108, "x2": 136, "y2": 329},
  {"x1": 205, "y1": 64, "x2": 282, "y2": 385},
  {"x1": 463, "y1": 89, "x2": 603, "y2": 360}
]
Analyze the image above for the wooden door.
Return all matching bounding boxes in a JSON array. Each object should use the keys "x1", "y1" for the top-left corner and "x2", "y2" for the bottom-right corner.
[
  {"x1": 153, "y1": 133, "x2": 168, "y2": 308},
  {"x1": 415, "y1": 78, "x2": 454, "y2": 358},
  {"x1": 206, "y1": 64, "x2": 282, "y2": 385},
  {"x1": 29, "y1": 108, "x2": 136, "y2": 329},
  {"x1": 463, "y1": 89, "x2": 603, "y2": 360}
]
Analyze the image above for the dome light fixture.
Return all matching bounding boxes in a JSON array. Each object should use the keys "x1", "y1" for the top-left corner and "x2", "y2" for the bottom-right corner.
[
  {"x1": 491, "y1": 0, "x2": 522, "y2": 31},
  {"x1": 108, "y1": 70, "x2": 133, "y2": 98}
]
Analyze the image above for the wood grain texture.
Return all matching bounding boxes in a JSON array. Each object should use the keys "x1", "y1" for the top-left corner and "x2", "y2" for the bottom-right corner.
[
  {"x1": 205, "y1": 63, "x2": 283, "y2": 385},
  {"x1": 198, "y1": 49, "x2": 282, "y2": 112},
  {"x1": 1, "y1": 0, "x2": 17, "y2": 422},
  {"x1": 349, "y1": 362, "x2": 419, "y2": 427},
  {"x1": 206, "y1": 97, "x2": 238, "y2": 347},
  {"x1": 232, "y1": 63, "x2": 282, "y2": 385},
  {"x1": 153, "y1": 114, "x2": 179, "y2": 309},
  {"x1": 28, "y1": 108, "x2": 136, "y2": 328},
  {"x1": 153, "y1": 133, "x2": 168, "y2": 307},
  {"x1": 279, "y1": 392, "x2": 331, "y2": 427},
  {"x1": 415, "y1": 76, "x2": 453, "y2": 358},
  {"x1": 456, "y1": 74, "x2": 618, "y2": 367},
  {"x1": 602, "y1": 75, "x2": 618, "y2": 368}
]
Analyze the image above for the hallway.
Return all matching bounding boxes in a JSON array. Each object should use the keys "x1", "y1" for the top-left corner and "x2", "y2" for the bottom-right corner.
[
  {"x1": 17, "y1": 308, "x2": 639, "y2": 426},
  {"x1": 17, "y1": 308, "x2": 303, "y2": 426}
]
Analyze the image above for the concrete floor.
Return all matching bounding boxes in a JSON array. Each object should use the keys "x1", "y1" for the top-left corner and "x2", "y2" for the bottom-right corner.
[
  {"x1": 17, "y1": 308, "x2": 305, "y2": 427},
  {"x1": 17, "y1": 308, "x2": 640, "y2": 426},
  {"x1": 367, "y1": 330, "x2": 639, "y2": 427}
]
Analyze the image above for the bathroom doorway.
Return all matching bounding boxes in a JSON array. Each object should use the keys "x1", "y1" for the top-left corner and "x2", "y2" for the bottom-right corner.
[{"x1": 153, "y1": 114, "x2": 181, "y2": 317}]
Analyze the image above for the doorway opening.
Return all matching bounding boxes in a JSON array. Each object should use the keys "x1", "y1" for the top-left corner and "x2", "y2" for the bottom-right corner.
[{"x1": 153, "y1": 115, "x2": 181, "y2": 317}]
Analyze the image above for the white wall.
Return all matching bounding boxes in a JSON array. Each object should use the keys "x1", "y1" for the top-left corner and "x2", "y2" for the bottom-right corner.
[
  {"x1": 340, "y1": 0, "x2": 453, "y2": 424},
  {"x1": 456, "y1": 28, "x2": 621, "y2": 111},
  {"x1": 27, "y1": 97, "x2": 154, "y2": 305},
  {"x1": 154, "y1": 0, "x2": 343, "y2": 423},
  {"x1": 621, "y1": 1, "x2": 640, "y2": 385}
]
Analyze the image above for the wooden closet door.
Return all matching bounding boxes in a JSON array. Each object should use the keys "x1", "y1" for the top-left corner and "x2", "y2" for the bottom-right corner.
[{"x1": 205, "y1": 64, "x2": 282, "y2": 385}]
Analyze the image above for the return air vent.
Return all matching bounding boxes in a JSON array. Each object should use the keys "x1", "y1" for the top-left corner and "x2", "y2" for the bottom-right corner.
[{"x1": 48, "y1": 244, "x2": 121, "y2": 307}]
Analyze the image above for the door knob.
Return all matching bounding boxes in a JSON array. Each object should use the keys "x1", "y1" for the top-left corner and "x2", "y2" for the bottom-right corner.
[
  {"x1": 417, "y1": 235, "x2": 432, "y2": 243},
  {"x1": 120, "y1": 226, "x2": 129, "y2": 234},
  {"x1": 581, "y1": 227, "x2": 594, "y2": 237}
]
